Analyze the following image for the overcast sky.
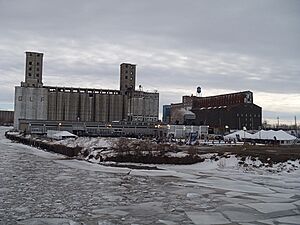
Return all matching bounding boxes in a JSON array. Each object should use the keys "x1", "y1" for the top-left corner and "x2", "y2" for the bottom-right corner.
[{"x1": 0, "y1": 0, "x2": 299, "y2": 124}]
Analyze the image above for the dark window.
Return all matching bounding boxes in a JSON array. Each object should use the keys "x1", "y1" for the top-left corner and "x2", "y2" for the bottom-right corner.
[
  {"x1": 125, "y1": 76, "x2": 128, "y2": 79},
  {"x1": 41, "y1": 97, "x2": 44, "y2": 102},
  {"x1": 36, "y1": 74, "x2": 39, "y2": 77},
  {"x1": 37, "y1": 68, "x2": 39, "y2": 71},
  {"x1": 37, "y1": 54, "x2": 40, "y2": 57},
  {"x1": 28, "y1": 73, "x2": 32, "y2": 76},
  {"x1": 125, "y1": 71, "x2": 128, "y2": 74},
  {"x1": 37, "y1": 62, "x2": 39, "y2": 65},
  {"x1": 18, "y1": 96, "x2": 22, "y2": 101},
  {"x1": 29, "y1": 67, "x2": 32, "y2": 71},
  {"x1": 29, "y1": 62, "x2": 32, "y2": 65}
]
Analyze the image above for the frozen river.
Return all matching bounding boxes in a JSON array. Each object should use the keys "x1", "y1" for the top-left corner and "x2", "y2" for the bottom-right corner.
[{"x1": 1, "y1": 127, "x2": 300, "y2": 225}]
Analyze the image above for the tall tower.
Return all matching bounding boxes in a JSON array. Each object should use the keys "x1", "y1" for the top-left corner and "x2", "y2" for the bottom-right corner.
[
  {"x1": 120, "y1": 63, "x2": 136, "y2": 94},
  {"x1": 22, "y1": 51, "x2": 43, "y2": 88}
]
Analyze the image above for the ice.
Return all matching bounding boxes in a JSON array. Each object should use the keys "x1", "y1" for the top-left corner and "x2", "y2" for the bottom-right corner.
[
  {"x1": 276, "y1": 215, "x2": 300, "y2": 224},
  {"x1": 191, "y1": 176, "x2": 275, "y2": 194},
  {"x1": 1, "y1": 126, "x2": 300, "y2": 224},
  {"x1": 293, "y1": 200, "x2": 300, "y2": 206},
  {"x1": 223, "y1": 210, "x2": 264, "y2": 222},
  {"x1": 93, "y1": 208, "x2": 129, "y2": 216},
  {"x1": 186, "y1": 211, "x2": 230, "y2": 224},
  {"x1": 17, "y1": 218, "x2": 80, "y2": 225},
  {"x1": 157, "y1": 219, "x2": 177, "y2": 225},
  {"x1": 245, "y1": 202, "x2": 297, "y2": 213}
]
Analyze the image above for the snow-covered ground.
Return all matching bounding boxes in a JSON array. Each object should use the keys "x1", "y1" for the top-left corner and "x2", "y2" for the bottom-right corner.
[{"x1": 1, "y1": 127, "x2": 300, "y2": 225}]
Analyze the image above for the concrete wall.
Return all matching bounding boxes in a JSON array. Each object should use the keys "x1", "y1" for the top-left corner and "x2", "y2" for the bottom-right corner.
[
  {"x1": 14, "y1": 86, "x2": 48, "y2": 129},
  {"x1": 128, "y1": 91, "x2": 159, "y2": 122}
]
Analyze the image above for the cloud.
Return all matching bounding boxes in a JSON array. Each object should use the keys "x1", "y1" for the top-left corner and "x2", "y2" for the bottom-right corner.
[{"x1": 0, "y1": 0, "x2": 299, "y2": 124}]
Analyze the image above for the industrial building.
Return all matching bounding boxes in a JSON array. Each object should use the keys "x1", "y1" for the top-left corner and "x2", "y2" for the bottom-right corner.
[
  {"x1": 14, "y1": 52, "x2": 159, "y2": 131},
  {"x1": 0, "y1": 110, "x2": 14, "y2": 125},
  {"x1": 166, "y1": 91, "x2": 262, "y2": 133}
]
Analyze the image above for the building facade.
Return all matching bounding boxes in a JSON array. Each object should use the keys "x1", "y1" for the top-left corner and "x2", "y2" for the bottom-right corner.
[
  {"x1": 0, "y1": 110, "x2": 14, "y2": 125},
  {"x1": 14, "y1": 52, "x2": 159, "y2": 129},
  {"x1": 170, "y1": 91, "x2": 262, "y2": 132}
]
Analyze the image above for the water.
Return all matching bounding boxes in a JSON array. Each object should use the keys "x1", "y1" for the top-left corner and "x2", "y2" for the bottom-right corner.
[{"x1": 1, "y1": 127, "x2": 299, "y2": 225}]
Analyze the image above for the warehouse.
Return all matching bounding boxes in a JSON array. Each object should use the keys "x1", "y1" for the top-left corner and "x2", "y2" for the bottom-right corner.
[
  {"x1": 14, "y1": 52, "x2": 159, "y2": 130},
  {"x1": 168, "y1": 91, "x2": 262, "y2": 133}
]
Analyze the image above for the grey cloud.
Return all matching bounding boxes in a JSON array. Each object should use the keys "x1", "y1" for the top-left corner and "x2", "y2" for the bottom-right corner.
[{"x1": 0, "y1": 0, "x2": 299, "y2": 122}]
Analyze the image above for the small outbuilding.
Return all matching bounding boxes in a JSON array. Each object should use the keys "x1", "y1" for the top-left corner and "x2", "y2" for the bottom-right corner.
[{"x1": 47, "y1": 130, "x2": 78, "y2": 140}]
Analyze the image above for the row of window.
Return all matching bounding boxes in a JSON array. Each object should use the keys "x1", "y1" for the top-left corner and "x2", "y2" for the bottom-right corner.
[
  {"x1": 18, "y1": 96, "x2": 44, "y2": 102},
  {"x1": 124, "y1": 75, "x2": 133, "y2": 80},
  {"x1": 28, "y1": 73, "x2": 40, "y2": 77},
  {"x1": 28, "y1": 62, "x2": 40, "y2": 66},
  {"x1": 28, "y1": 67, "x2": 40, "y2": 71},
  {"x1": 237, "y1": 113, "x2": 260, "y2": 118},
  {"x1": 125, "y1": 70, "x2": 134, "y2": 75}
]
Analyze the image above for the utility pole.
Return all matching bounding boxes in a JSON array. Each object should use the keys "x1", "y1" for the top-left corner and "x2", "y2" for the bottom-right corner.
[
  {"x1": 277, "y1": 116, "x2": 280, "y2": 130},
  {"x1": 295, "y1": 116, "x2": 298, "y2": 137}
]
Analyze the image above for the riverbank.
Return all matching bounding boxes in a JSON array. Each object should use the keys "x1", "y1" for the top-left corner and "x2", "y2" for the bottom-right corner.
[{"x1": 5, "y1": 130, "x2": 300, "y2": 173}]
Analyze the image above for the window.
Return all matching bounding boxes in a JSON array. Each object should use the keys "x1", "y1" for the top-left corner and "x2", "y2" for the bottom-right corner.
[
  {"x1": 125, "y1": 71, "x2": 128, "y2": 74},
  {"x1": 130, "y1": 77, "x2": 133, "y2": 80},
  {"x1": 37, "y1": 54, "x2": 40, "y2": 57},
  {"x1": 37, "y1": 68, "x2": 39, "y2": 71},
  {"x1": 36, "y1": 74, "x2": 39, "y2": 77},
  {"x1": 37, "y1": 62, "x2": 39, "y2": 65},
  {"x1": 41, "y1": 97, "x2": 44, "y2": 102},
  {"x1": 28, "y1": 73, "x2": 32, "y2": 76},
  {"x1": 29, "y1": 67, "x2": 32, "y2": 71},
  {"x1": 125, "y1": 76, "x2": 128, "y2": 79},
  {"x1": 18, "y1": 96, "x2": 22, "y2": 101},
  {"x1": 29, "y1": 62, "x2": 32, "y2": 65}
]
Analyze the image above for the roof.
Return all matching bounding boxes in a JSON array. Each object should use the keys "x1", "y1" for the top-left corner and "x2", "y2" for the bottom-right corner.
[
  {"x1": 52, "y1": 131, "x2": 77, "y2": 138},
  {"x1": 224, "y1": 130, "x2": 253, "y2": 140},
  {"x1": 252, "y1": 130, "x2": 296, "y2": 141}
]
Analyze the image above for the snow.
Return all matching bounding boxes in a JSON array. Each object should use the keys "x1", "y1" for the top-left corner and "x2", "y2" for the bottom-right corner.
[{"x1": 55, "y1": 136, "x2": 112, "y2": 149}]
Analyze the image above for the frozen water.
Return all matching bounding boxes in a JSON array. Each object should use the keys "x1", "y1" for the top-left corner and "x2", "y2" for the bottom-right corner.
[
  {"x1": 1, "y1": 126, "x2": 300, "y2": 225},
  {"x1": 245, "y1": 202, "x2": 297, "y2": 213},
  {"x1": 186, "y1": 211, "x2": 230, "y2": 224}
]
